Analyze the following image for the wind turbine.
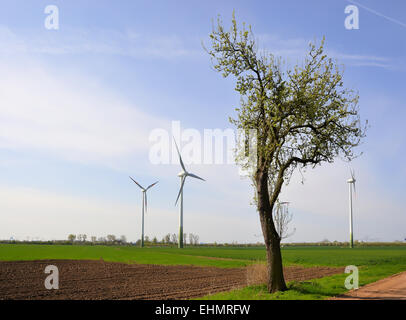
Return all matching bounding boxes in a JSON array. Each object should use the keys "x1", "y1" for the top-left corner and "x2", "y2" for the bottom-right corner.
[
  {"x1": 174, "y1": 139, "x2": 205, "y2": 249},
  {"x1": 129, "y1": 176, "x2": 158, "y2": 248},
  {"x1": 347, "y1": 169, "x2": 356, "y2": 248}
]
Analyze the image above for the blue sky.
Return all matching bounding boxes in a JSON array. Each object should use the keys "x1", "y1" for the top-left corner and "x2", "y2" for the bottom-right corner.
[{"x1": 0, "y1": 0, "x2": 405, "y2": 243}]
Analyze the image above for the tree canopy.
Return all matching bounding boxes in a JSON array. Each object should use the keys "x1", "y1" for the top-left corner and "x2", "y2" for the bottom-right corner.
[{"x1": 206, "y1": 14, "x2": 366, "y2": 206}]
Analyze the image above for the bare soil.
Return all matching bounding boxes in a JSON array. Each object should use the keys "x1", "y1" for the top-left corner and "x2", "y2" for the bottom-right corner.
[
  {"x1": 0, "y1": 260, "x2": 343, "y2": 300},
  {"x1": 332, "y1": 271, "x2": 406, "y2": 300}
]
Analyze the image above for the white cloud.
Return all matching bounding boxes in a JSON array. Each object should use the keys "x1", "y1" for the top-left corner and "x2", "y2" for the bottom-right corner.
[
  {"x1": 0, "y1": 185, "x2": 138, "y2": 241},
  {"x1": 0, "y1": 59, "x2": 169, "y2": 168},
  {"x1": 0, "y1": 26, "x2": 201, "y2": 59},
  {"x1": 0, "y1": 185, "x2": 260, "y2": 243},
  {"x1": 255, "y1": 33, "x2": 392, "y2": 69},
  {"x1": 0, "y1": 25, "x2": 391, "y2": 67}
]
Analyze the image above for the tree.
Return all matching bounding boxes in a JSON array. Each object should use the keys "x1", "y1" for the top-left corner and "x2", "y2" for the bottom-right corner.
[
  {"x1": 194, "y1": 234, "x2": 200, "y2": 245},
  {"x1": 106, "y1": 234, "x2": 116, "y2": 243},
  {"x1": 91, "y1": 236, "x2": 97, "y2": 243},
  {"x1": 273, "y1": 201, "x2": 295, "y2": 240},
  {"x1": 76, "y1": 234, "x2": 87, "y2": 242},
  {"x1": 68, "y1": 234, "x2": 76, "y2": 243},
  {"x1": 120, "y1": 235, "x2": 127, "y2": 244},
  {"x1": 164, "y1": 234, "x2": 171, "y2": 244},
  {"x1": 171, "y1": 233, "x2": 178, "y2": 245},
  {"x1": 192, "y1": 234, "x2": 199, "y2": 246},
  {"x1": 206, "y1": 14, "x2": 366, "y2": 292},
  {"x1": 188, "y1": 233, "x2": 199, "y2": 246}
]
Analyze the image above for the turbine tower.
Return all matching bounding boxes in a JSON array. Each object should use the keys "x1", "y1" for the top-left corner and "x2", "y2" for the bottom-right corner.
[
  {"x1": 174, "y1": 139, "x2": 205, "y2": 249},
  {"x1": 129, "y1": 176, "x2": 158, "y2": 248},
  {"x1": 347, "y1": 169, "x2": 356, "y2": 248}
]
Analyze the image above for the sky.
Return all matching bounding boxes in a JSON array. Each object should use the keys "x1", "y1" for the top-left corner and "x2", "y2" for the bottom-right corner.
[{"x1": 0, "y1": 0, "x2": 405, "y2": 243}]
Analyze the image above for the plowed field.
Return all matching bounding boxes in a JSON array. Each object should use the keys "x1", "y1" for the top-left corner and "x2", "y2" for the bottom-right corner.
[{"x1": 0, "y1": 260, "x2": 343, "y2": 300}]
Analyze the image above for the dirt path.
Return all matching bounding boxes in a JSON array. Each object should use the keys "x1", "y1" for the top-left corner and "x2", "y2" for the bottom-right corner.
[
  {"x1": 334, "y1": 271, "x2": 406, "y2": 300},
  {"x1": 0, "y1": 260, "x2": 343, "y2": 300}
]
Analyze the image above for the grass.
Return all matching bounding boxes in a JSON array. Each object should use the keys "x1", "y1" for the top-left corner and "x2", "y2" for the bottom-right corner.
[
  {"x1": 2, "y1": 244, "x2": 406, "y2": 267},
  {"x1": 280, "y1": 246, "x2": 406, "y2": 267},
  {"x1": 199, "y1": 263, "x2": 406, "y2": 300},
  {"x1": 197, "y1": 247, "x2": 406, "y2": 300},
  {"x1": 1, "y1": 244, "x2": 406, "y2": 300},
  {"x1": 0, "y1": 244, "x2": 253, "y2": 268}
]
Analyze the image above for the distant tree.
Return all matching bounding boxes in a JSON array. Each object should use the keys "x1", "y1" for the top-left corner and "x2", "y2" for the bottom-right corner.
[
  {"x1": 273, "y1": 202, "x2": 295, "y2": 240},
  {"x1": 106, "y1": 235, "x2": 116, "y2": 243},
  {"x1": 183, "y1": 233, "x2": 187, "y2": 246},
  {"x1": 144, "y1": 235, "x2": 150, "y2": 244},
  {"x1": 192, "y1": 234, "x2": 200, "y2": 246},
  {"x1": 189, "y1": 233, "x2": 194, "y2": 246},
  {"x1": 68, "y1": 234, "x2": 76, "y2": 243},
  {"x1": 76, "y1": 234, "x2": 87, "y2": 242},
  {"x1": 152, "y1": 237, "x2": 158, "y2": 245},
  {"x1": 120, "y1": 235, "x2": 127, "y2": 244},
  {"x1": 91, "y1": 236, "x2": 97, "y2": 243},
  {"x1": 171, "y1": 233, "x2": 178, "y2": 245},
  {"x1": 164, "y1": 234, "x2": 171, "y2": 244},
  {"x1": 206, "y1": 14, "x2": 366, "y2": 292}
]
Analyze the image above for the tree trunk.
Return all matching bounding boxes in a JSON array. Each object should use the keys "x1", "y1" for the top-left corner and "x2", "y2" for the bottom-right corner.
[
  {"x1": 265, "y1": 237, "x2": 286, "y2": 292},
  {"x1": 256, "y1": 168, "x2": 287, "y2": 293}
]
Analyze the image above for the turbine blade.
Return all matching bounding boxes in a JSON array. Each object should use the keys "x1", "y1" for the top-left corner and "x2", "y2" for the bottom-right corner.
[
  {"x1": 173, "y1": 138, "x2": 187, "y2": 172},
  {"x1": 350, "y1": 169, "x2": 355, "y2": 181},
  {"x1": 146, "y1": 181, "x2": 159, "y2": 190},
  {"x1": 175, "y1": 176, "x2": 186, "y2": 205},
  {"x1": 129, "y1": 176, "x2": 144, "y2": 190},
  {"x1": 187, "y1": 173, "x2": 205, "y2": 181},
  {"x1": 144, "y1": 192, "x2": 148, "y2": 214},
  {"x1": 353, "y1": 181, "x2": 357, "y2": 199}
]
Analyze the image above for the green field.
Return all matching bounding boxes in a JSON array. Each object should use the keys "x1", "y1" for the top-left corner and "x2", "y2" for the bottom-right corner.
[{"x1": 1, "y1": 244, "x2": 405, "y2": 299}]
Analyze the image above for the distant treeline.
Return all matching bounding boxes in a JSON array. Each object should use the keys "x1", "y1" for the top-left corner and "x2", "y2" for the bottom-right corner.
[
  {"x1": 0, "y1": 233, "x2": 202, "y2": 247},
  {"x1": 281, "y1": 241, "x2": 406, "y2": 247},
  {"x1": 1, "y1": 239, "x2": 405, "y2": 247}
]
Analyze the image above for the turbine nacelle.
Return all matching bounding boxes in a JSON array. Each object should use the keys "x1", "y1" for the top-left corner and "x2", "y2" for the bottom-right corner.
[
  {"x1": 173, "y1": 138, "x2": 205, "y2": 206},
  {"x1": 178, "y1": 171, "x2": 187, "y2": 177},
  {"x1": 348, "y1": 168, "x2": 357, "y2": 195},
  {"x1": 129, "y1": 176, "x2": 158, "y2": 213}
]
